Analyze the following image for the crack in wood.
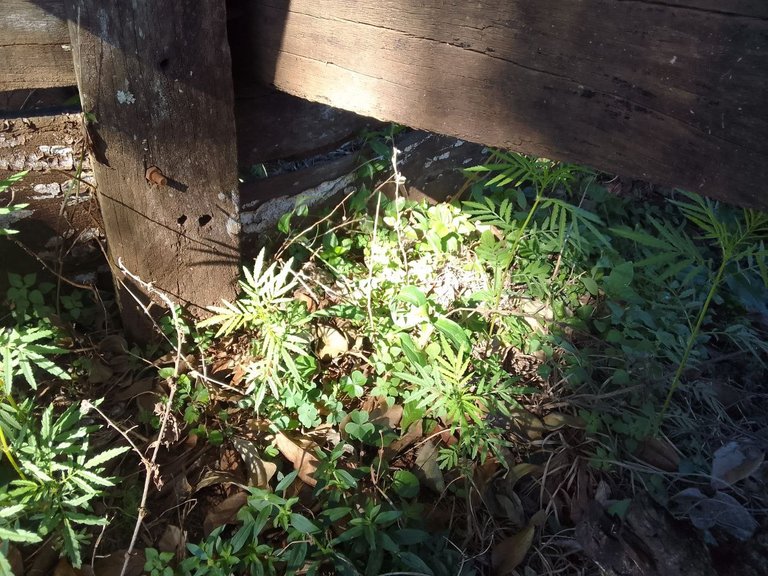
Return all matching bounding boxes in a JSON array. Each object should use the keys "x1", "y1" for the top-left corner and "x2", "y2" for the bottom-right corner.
[{"x1": 615, "y1": 0, "x2": 768, "y2": 20}]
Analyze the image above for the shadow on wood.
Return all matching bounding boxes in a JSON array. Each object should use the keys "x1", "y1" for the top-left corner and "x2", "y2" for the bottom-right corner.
[{"x1": 242, "y1": 0, "x2": 768, "y2": 209}]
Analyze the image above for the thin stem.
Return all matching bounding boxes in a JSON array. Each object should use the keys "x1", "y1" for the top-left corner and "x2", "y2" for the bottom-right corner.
[
  {"x1": 509, "y1": 191, "x2": 542, "y2": 262},
  {"x1": 366, "y1": 189, "x2": 383, "y2": 337},
  {"x1": 0, "y1": 423, "x2": 24, "y2": 479},
  {"x1": 116, "y1": 259, "x2": 185, "y2": 576},
  {"x1": 390, "y1": 145, "x2": 410, "y2": 281},
  {"x1": 487, "y1": 190, "x2": 542, "y2": 338},
  {"x1": 656, "y1": 257, "x2": 728, "y2": 431}
]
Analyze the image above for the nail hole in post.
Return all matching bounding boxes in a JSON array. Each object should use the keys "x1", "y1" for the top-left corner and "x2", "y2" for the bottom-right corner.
[
  {"x1": 198, "y1": 214, "x2": 212, "y2": 226},
  {"x1": 177, "y1": 215, "x2": 187, "y2": 225}
]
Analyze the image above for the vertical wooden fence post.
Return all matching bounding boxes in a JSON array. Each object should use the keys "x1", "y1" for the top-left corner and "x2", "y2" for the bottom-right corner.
[{"x1": 66, "y1": 0, "x2": 240, "y2": 338}]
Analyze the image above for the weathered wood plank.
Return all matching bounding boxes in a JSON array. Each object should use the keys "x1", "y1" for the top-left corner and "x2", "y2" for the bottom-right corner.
[
  {"x1": 66, "y1": 0, "x2": 240, "y2": 335},
  {"x1": 241, "y1": 0, "x2": 768, "y2": 209},
  {"x1": 234, "y1": 86, "x2": 370, "y2": 166},
  {"x1": 0, "y1": 1, "x2": 76, "y2": 90}
]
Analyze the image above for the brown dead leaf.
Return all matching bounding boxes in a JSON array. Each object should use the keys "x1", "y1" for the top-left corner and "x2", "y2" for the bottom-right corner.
[
  {"x1": 543, "y1": 411, "x2": 586, "y2": 430},
  {"x1": 6, "y1": 544, "x2": 23, "y2": 576},
  {"x1": 158, "y1": 525, "x2": 186, "y2": 555},
  {"x1": 293, "y1": 289, "x2": 317, "y2": 312},
  {"x1": 274, "y1": 431, "x2": 319, "y2": 486},
  {"x1": 194, "y1": 470, "x2": 245, "y2": 492},
  {"x1": 415, "y1": 440, "x2": 445, "y2": 493},
  {"x1": 507, "y1": 462, "x2": 543, "y2": 490},
  {"x1": 389, "y1": 420, "x2": 423, "y2": 454},
  {"x1": 203, "y1": 491, "x2": 248, "y2": 536},
  {"x1": 636, "y1": 437, "x2": 680, "y2": 472},
  {"x1": 113, "y1": 376, "x2": 154, "y2": 402},
  {"x1": 314, "y1": 324, "x2": 349, "y2": 360},
  {"x1": 26, "y1": 543, "x2": 59, "y2": 576},
  {"x1": 87, "y1": 358, "x2": 113, "y2": 384},
  {"x1": 364, "y1": 396, "x2": 403, "y2": 430},
  {"x1": 232, "y1": 436, "x2": 278, "y2": 488},
  {"x1": 53, "y1": 559, "x2": 82, "y2": 576},
  {"x1": 492, "y1": 524, "x2": 535, "y2": 575},
  {"x1": 508, "y1": 409, "x2": 545, "y2": 440},
  {"x1": 711, "y1": 441, "x2": 765, "y2": 488},
  {"x1": 92, "y1": 550, "x2": 144, "y2": 576}
]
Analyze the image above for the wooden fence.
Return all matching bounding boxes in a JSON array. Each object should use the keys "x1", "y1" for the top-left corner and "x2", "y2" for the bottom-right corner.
[{"x1": 2, "y1": 0, "x2": 767, "y2": 333}]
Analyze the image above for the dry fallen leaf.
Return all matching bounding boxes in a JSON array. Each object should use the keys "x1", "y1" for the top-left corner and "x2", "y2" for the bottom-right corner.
[
  {"x1": 203, "y1": 491, "x2": 248, "y2": 536},
  {"x1": 158, "y1": 525, "x2": 186, "y2": 555},
  {"x1": 415, "y1": 439, "x2": 445, "y2": 493},
  {"x1": 274, "y1": 431, "x2": 319, "y2": 486},
  {"x1": 314, "y1": 324, "x2": 349, "y2": 360},
  {"x1": 389, "y1": 420, "x2": 423, "y2": 455},
  {"x1": 87, "y1": 358, "x2": 113, "y2": 384},
  {"x1": 194, "y1": 470, "x2": 245, "y2": 492},
  {"x1": 492, "y1": 524, "x2": 535, "y2": 575},
  {"x1": 53, "y1": 559, "x2": 82, "y2": 576},
  {"x1": 507, "y1": 462, "x2": 543, "y2": 490},
  {"x1": 364, "y1": 396, "x2": 403, "y2": 430},
  {"x1": 636, "y1": 436, "x2": 680, "y2": 472},
  {"x1": 543, "y1": 411, "x2": 586, "y2": 430},
  {"x1": 711, "y1": 441, "x2": 765, "y2": 489},
  {"x1": 92, "y1": 550, "x2": 144, "y2": 576},
  {"x1": 508, "y1": 409, "x2": 546, "y2": 440},
  {"x1": 232, "y1": 436, "x2": 278, "y2": 488},
  {"x1": 113, "y1": 376, "x2": 154, "y2": 402},
  {"x1": 6, "y1": 544, "x2": 23, "y2": 576}
]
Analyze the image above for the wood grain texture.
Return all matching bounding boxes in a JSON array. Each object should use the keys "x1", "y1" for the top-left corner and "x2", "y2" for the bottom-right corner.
[
  {"x1": 242, "y1": 0, "x2": 768, "y2": 209},
  {"x1": 0, "y1": 1, "x2": 76, "y2": 90},
  {"x1": 66, "y1": 0, "x2": 240, "y2": 332}
]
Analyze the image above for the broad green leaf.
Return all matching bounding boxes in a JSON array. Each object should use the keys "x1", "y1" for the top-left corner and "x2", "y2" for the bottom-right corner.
[
  {"x1": 374, "y1": 509, "x2": 402, "y2": 525},
  {"x1": 397, "y1": 286, "x2": 428, "y2": 307},
  {"x1": 434, "y1": 316, "x2": 471, "y2": 352},
  {"x1": 320, "y1": 507, "x2": 351, "y2": 522},
  {"x1": 290, "y1": 513, "x2": 320, "y2": 535},
  {"x1": 581, "y1": 276, "x2": 599, "y2": 296}
]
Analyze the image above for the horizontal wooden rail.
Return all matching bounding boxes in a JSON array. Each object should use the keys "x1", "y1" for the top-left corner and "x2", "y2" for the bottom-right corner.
[
  {"x1": 233, "y1": 0, "x2": 768, "y2": 209},
  {"x1": 1, "y1": 1, "x2": 75, "y2": 90},
  {"x1": 4, "y1": 0, "x2": 768, "y2": 209}
]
